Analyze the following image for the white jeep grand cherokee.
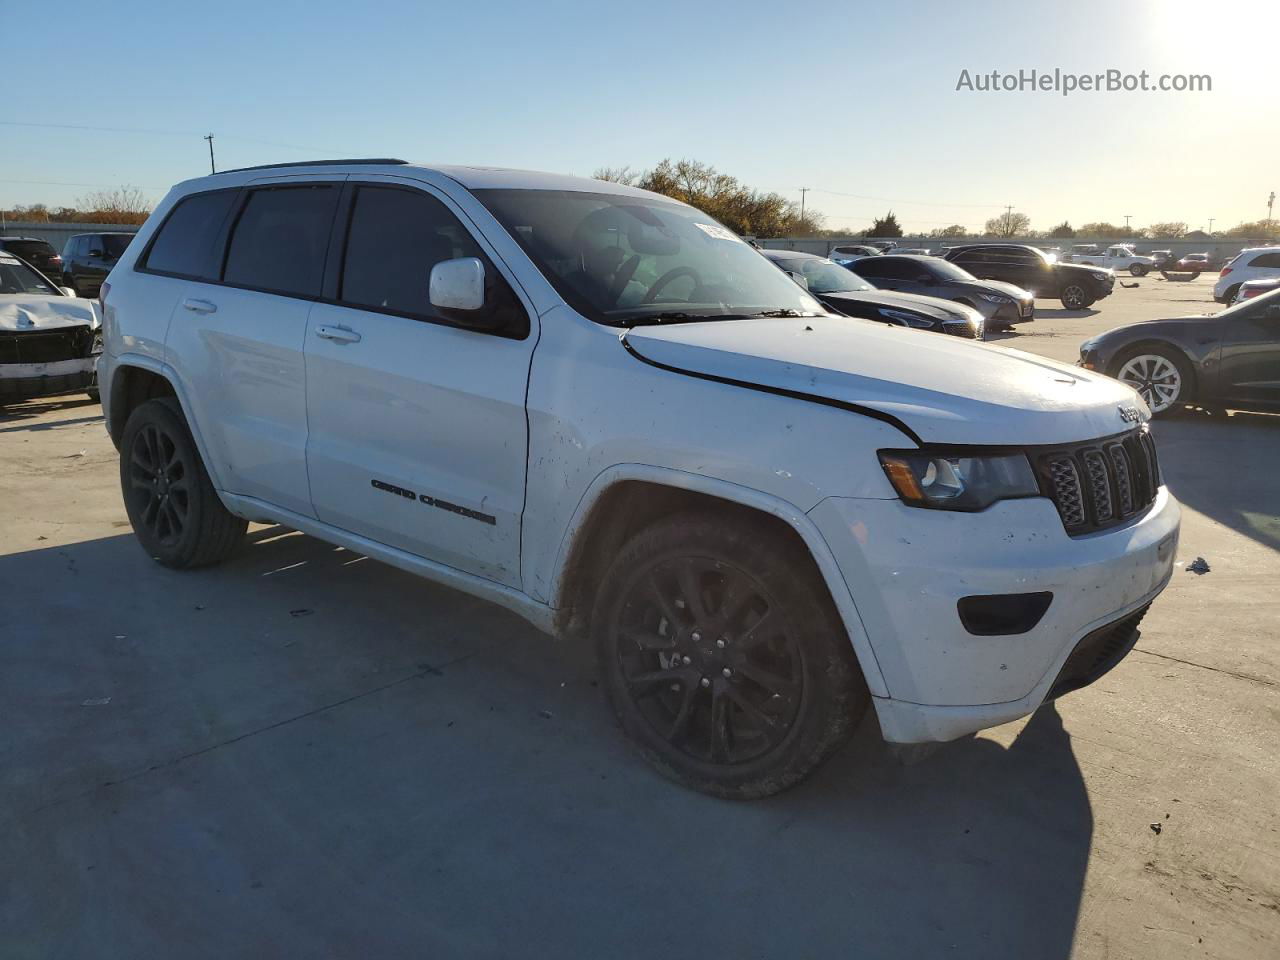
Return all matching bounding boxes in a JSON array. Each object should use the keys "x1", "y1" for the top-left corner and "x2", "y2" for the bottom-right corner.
[{"x1": 98, "y1": 160, "x2": 1180, "y2": 797}]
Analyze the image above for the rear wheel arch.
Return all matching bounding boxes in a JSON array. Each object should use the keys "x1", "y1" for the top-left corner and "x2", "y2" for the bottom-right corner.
[
  {"x1": 108, "y1": 364, "x2": 177, "y2": 447},
  {"x1": 550, "y1": 474, "x2": 888, "y2": 699}
]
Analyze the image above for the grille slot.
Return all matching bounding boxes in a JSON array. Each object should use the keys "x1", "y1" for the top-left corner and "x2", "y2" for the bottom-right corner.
[
  {"x1": 1047, "y1": 457, "x2": 1085, "y2": 528},
  {"x1": 1037, "y1": 429, "x2": 1160, "y2": 535}
]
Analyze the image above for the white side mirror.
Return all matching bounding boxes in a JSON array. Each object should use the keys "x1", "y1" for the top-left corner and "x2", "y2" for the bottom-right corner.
[
  {"x1": 60, "y1": 287, "x2": 78, "y2": 298},
  {"x1": 429, "y1": 257, "x2": 485, "y2": 312}
]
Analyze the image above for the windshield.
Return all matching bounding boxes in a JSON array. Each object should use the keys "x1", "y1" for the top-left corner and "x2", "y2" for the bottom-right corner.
[
  {"x1": 102, "y1": 235, "x2": 133, "y2": 258},
  {"x1": 0, "y1": 257, "x2": 60, "y2": 295},
  {"x1": 774, "y1": 257, "x2": 873, "y2": 293},
  {"x1": 474, "y1": 189, "x2": 824, "y2": 324}
]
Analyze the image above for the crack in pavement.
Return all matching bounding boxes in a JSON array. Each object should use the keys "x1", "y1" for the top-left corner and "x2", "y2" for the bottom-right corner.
[
  {"x1": 15, "y1": 647, "x2": 488, "y2": 822},
  {"x1": 1133, "y1": 647, "x2": 1276, "y2": 687}
]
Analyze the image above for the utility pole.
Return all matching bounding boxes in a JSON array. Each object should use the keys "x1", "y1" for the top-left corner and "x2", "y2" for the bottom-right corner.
[
  {"x1": 1269, "y1": 191, "x2": 1276, "y2": 229},
  {"x1": 1124, "y1": 214, "x2": 1132, "y2": 231},
  {"x1": 204, "y1": 134, "x2": 216, "y2": 174},
  {"x1": 799, "y1": 188, "x2": 810, "y2": 227},
  {"x1": 1208, "y1": 218, "x2": 1215, "y2": 234}
]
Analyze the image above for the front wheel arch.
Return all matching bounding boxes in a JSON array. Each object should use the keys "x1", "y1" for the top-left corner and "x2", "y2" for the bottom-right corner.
[{"x1": 549, "y1": 472, "x2": 890, "y2": 700}]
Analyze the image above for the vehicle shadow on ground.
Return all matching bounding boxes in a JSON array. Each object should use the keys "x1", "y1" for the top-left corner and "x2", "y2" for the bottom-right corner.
[
  {"x1": 1154, "y1": 407, "x2": 1280, "y2": 552},
  {"x1": 0, "y1": 395, "x2": 100, "y2": 427},
  {"x1": 1, "y1": 527, "x2": 1093, "y2": 959}
]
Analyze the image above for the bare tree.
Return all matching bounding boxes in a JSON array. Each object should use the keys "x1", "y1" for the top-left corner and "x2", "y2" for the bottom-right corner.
[
  {"x1": 984, "y1": 210, "x2": 1031, "y2": 237},
  {"x1": 75, "y1": 186, "x2": 153, "y2": 224}
]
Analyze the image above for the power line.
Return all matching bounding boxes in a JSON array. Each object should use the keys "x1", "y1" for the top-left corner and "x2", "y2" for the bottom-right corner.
[{"x1": 0, "y1": 119, "x2": 342, "y2": 154}]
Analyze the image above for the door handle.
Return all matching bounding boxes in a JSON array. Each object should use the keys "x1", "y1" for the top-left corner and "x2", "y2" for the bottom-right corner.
[
  {"x1": 182, "y1": 298, "x2": 217, "y2": 314},
  {"x1": 314, "y1": 325, "x2": 361, "y2": 344}
]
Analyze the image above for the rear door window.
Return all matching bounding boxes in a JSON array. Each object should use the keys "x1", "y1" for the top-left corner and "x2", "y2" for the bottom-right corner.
[
  {"x1": 142, "y1": 190, "x2": 239, "y2": 280},
  {"x1": 1248, "y1": 252, "x2": 1280, "y2": 268},
  {"x1": 223, "y1": 185, "x2": 339, "y2": 297}
]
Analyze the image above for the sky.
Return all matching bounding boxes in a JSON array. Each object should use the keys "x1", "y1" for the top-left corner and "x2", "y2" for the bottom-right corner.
[{"x1": 2, "y1": 0, "x2": 1276, "y2": 235}]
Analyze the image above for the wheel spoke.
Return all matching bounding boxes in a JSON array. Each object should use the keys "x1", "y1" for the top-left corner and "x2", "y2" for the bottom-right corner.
[
  {"x1": 674, "y1": 560, "x2": 710, "y2": 622},
  {"x1": 645, "y1": 572, "x2": 683, "y2": 630},
  {"x1": 625, "y1": 668, "x2": 683, "y2": 699},
  {"x1": 735, "y1": 660, "x2": 800, "y2": 702},
  {"x1": 736, "y1": 608, "x2": 780, "y2": 651},
  {"x1": 708, "y1": 687, "x2": 731, "y2": 762},
  {"x1": 715, "y1": 572, "x2": 756, "y2": 631},
  {"x1": 724, "y1": 685, "x2": 784, "y2": 742},
  {"x1": 666, "y1": 682, "x2": 699, "y2": 743},
  {"x1": 619, "y1": 625, "x2": 675, "y2": 652}
]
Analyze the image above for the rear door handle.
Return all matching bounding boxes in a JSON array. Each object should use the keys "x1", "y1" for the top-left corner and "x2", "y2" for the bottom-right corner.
[
  {"x1": 182, "y1": 298, "x2": 217, "y2": 314},
  {"x1": 314, "y1": 325, "x2": 361, "y2": 344}
]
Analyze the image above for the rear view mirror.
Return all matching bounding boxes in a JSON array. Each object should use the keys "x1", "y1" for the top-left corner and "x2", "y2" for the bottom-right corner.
[
  {"x1": 89, "y1": 249, "x2": 104, "y2": 258},
  {"x1": 785, "y1": 271, "x2": 809, "y2": 289},
  {"x1": 430, "y1": 257, "x2": 486, "y2": 312}
]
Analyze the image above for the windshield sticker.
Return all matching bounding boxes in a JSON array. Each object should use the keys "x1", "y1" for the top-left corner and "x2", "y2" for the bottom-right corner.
[{"x1": 693, "y1": 222, "x2": 743, "y2": 243}]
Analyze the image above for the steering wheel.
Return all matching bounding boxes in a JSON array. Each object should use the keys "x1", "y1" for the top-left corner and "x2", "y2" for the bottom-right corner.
[{"x1": 642, "y1": 266, "x2": 702, "y2": 304}]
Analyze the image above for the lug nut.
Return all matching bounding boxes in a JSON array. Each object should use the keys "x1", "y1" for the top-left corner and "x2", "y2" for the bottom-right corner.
[
  {"x1": 690, "y1": 630, "x2": 702, "y2": 643},
  {"x1": 722, "y1": 667, "x2": 732, "y2": 678},
  {"x1": 682, "y1": 655, "x2": 692, "y2": 666},
  {"x1": 715, "y1": 638, "x2": 726, "y2": 648},
  {"x1": 700, "y1": 677, "x2": 710, "y2": 688}
]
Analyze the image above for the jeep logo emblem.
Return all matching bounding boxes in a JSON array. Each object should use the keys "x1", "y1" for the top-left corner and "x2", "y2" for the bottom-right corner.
[{"x1": 1118, "y1": 405, "x2": 1141, "y2": 424}]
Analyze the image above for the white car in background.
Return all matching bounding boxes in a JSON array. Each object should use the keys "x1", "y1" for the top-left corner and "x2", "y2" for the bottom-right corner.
[
  {"x1": 0, "y1": 252, "x2": 101, "y2": 405},
  {"x1": 1214, "y1": 246, "x2": 1280, "y2": 303}
]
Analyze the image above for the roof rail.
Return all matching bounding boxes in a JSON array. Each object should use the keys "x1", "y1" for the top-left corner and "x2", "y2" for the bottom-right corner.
[{"x1": 212, "y1": 158, "x2": 409, "y2": 176}]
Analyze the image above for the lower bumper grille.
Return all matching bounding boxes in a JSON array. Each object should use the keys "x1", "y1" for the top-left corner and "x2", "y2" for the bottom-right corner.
[{"x1": 1047, "y1": 603, "x2": 1148, "y2": 700}]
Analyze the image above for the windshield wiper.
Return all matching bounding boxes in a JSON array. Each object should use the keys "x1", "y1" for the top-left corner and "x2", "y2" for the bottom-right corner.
[{"x1": 621, "y1": 312, "x2": 709, "y2": 326}]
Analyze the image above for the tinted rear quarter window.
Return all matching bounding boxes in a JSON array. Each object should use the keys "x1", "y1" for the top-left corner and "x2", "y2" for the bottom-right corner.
[
  {"x1": 3, "y1": 240, "x2": 56, "y2": 260},
  {"x1": 224, "y1": 185, "x2": 339, "y2": 297},
  {"x1": 1249, "y1": 252, "x2": 1280, "y2": 268},
  {"x1": 143, "y1": 190, "x2": 239, "y2": 279}
]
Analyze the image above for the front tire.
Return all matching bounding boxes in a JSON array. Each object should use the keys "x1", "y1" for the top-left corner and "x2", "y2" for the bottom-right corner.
[
  {"x1": 1060, "y1": 284, "x2": 1092, "y2": 309},
  {"x1": 593, "y1": 512, "x2": 867, "y2": 798},
  {"x1": 1113, "y1": 347, "x2": 1192, "y2": 417},
  {"x1": 1129, "y1": 264, "x2": 1149, "y2": 277},
  {"x1": 120, "y1": 398, "x2": 246, "y2": 568}
]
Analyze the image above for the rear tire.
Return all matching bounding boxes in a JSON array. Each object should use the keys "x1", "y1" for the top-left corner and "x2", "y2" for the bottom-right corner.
[
  {"x1": 1223, "y1": 284, "x2": 1240, "y2": 304},
  {"x1": 119, "y1": 397, "x2": 246, "y2": 568},
  {"x1": 593, "y1": 511, "x2": 867, "y2": 799},
  {"x1": 1129, "y1": 264, "x2": 1149, "y2": 277}
]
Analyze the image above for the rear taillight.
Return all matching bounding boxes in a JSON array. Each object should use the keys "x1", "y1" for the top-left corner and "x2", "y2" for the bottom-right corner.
[
  {"x1": 1220, "y1": 266, "x2": 1232, "y2": 277},
  {"x1": 51, "y1": 255, "x2": 63, "y2": 264},
  {"x1": 1243, "y1": 287, "x2": 1263, "y2": 299}
]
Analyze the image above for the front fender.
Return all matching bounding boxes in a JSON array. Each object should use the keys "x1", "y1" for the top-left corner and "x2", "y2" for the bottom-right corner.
[{"x1": 546, "y1": 463, "x2": 890, "y2": 699}]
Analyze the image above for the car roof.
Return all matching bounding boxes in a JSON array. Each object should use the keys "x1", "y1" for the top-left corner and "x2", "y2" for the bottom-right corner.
[
  {"x1": 759, "y1": 249, "x2": 824, "y2": 261},
  {"x1": 69, "y1": 231, "x2": 134, "y2": 237},
  {"x1": 175, "y1": 159, "x2": 663, "y2": 201},
  {"x1": 0, "y1": 236, "x2": 49, "y2": 242}
]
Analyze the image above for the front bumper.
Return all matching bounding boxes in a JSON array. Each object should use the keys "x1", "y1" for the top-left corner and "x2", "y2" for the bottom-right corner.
[
  {"x1": 992, "y1": 300, "x2": 1034, "y2": 325},
  {"x1": 0, "y1": 357, "x2": 97, "y2": 401},
  {"x1": 809, "y1": 486, "x2": 1180, "y2": 742}
]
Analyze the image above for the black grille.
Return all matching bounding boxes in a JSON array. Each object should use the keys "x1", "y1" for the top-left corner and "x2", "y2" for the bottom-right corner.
[
  {"x1": 942, "y1": 321, "x2": 980, "y2": 340},
  {"x1": 1036, "y1": 429, "x2": 1160, "y2": 535},
  {"x1": 1046, "y1": 603, "x2": 1148, "y2": 700},
  {"x1": 0, "y1": 328, "x2": 94, "y2": 365}
]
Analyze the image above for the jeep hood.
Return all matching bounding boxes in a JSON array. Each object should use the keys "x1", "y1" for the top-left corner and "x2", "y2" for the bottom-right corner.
[
  {"x1": 622, "y1": 315, "x2": 1146, "y2": 446},
  {"x1": 0, "y1": 296, "x2": 99, "y2": 332}
]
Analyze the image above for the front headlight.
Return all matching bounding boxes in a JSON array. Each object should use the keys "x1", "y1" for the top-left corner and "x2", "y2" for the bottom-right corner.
[
  {"x1": 978, "y1": 292, "x2": 1010, "y2": 304},
  {"x1": 1090, "y1": 270, "x2": 1111, "y2": 281},
  {"x1": 878, "y1": 450, "x2": 1040, "y2": 511}
]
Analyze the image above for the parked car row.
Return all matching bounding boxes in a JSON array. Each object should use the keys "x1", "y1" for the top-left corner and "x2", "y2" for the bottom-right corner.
[{"x1": 1214, "y1": 246, "x2": 1280, "y2": 303}]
